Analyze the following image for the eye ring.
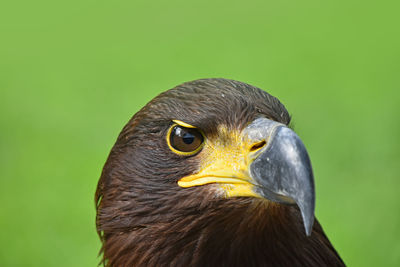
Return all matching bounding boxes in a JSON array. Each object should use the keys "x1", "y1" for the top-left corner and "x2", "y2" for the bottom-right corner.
[{"x1": 166, "y1": 122, "x2": 205, "y2": 156}]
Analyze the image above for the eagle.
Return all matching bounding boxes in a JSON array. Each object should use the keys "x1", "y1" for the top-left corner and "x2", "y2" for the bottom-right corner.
[{"x1": 95, "y1": 78, "x2": 345, "y2": 266}]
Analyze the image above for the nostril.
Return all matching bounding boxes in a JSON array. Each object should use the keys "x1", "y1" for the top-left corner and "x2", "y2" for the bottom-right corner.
[{"x1": 250, "y1": 140, "x2": 266, "y2": 152}]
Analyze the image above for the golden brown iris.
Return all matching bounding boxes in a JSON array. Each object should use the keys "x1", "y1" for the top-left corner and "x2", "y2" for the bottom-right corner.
[{"x1": 167, "y1": 124, "x2": 204, "y2": 155}]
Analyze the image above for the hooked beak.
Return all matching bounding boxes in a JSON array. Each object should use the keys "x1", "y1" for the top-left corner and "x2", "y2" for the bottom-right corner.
[
  {"x1": 177, "y1": 117, "x2": 315, "y2": 236},
  {"x1": 245, "y1": 118, "x2": 315, "y2": 236}
]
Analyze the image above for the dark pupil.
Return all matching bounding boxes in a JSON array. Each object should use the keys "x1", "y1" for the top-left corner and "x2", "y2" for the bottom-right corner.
[
  {"x1": 182, "y1": 133, "x2": 194, "y2": 144},
  {"x1": 170, "y1": 126, "x2": 203, "y2": 153}
]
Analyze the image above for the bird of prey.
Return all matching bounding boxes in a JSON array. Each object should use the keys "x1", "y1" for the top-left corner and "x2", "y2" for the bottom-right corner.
[{"x1": 95, "y1": 78, "x2": 345, "y2": 266}]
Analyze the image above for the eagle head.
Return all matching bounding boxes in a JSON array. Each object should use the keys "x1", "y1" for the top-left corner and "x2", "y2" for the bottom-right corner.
[{"x1": 95, "y1": 78, "x2": 344, "y2": 266}]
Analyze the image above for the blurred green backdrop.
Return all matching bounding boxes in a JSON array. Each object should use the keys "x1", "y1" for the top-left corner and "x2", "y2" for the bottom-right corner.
[{"x1": 1, "y1": 0, "x2": 399, "y2": 266}]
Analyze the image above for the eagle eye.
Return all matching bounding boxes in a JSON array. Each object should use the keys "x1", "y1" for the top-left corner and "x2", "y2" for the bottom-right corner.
[{"x1": 167, "y1": 125, "x2": 204, "y2": 155}]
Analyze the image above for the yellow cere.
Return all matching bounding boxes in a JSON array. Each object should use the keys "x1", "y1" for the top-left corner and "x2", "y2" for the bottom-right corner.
[{"x1": 177, "y1": 124, "x2": 263, "y2": 199}]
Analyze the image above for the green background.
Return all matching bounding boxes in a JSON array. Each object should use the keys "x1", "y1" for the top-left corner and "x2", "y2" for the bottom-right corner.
[{"x1": 1, "y1": 0, "x2": 399, "y2": 266}]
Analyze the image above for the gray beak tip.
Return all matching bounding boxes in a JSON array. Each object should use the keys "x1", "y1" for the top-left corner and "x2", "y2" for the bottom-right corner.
[{"x1": 299, "y1": 202, "x2": 315, "y2": 236}]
